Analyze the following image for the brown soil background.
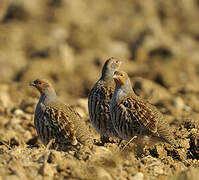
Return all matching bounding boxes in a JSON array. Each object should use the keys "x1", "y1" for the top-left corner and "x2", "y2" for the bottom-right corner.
[{"x1": 0, "y1": 0, "x2": 199, "y2": 179}]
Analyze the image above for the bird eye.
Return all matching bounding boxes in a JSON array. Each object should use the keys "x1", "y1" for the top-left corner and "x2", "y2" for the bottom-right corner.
[
  {"x1": 38, "y1": 81, "x2": 42, "y2": 85},
  {"x1": 120, "y1": 74, "x2": 123, "y2": 76}
]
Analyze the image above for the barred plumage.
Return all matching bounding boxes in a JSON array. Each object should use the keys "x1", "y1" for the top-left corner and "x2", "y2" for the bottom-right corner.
[
  {"x1": 30, "y1": 79, "x2": 92, "y2": 150},
  {"x1": 110, "y1": 71, "x2": 176, "y2": 148},
  {"x1": 88, "y1": 57, "x2": 122, "y2": 143}
]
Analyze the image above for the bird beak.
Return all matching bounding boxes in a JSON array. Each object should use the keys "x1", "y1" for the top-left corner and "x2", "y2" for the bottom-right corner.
[
  {"x1": 113, "y1": 74, "x2": 118, "y2": 80},
  {"x1": 29, "y1": 81, "x2": 36, "y2": 86},
  {"x1": 119, "y1": 61, "x2": 122, "y2": 66}
]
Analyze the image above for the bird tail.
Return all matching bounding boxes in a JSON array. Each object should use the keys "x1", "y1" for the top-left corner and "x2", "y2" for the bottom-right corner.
[{"x1": 157, "y1": 116, "x2": 179, "y2": 148}]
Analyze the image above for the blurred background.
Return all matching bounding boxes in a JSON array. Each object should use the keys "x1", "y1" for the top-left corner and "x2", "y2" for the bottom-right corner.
[
  {"x1": 0, "y1": 0, "x2": 199, "y2": 179},
  {"x1": 0, "y1": 0, "x2": 199, "y2": 106}
]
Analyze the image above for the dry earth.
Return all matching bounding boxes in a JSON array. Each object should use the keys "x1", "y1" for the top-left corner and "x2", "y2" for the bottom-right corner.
[{"x1": 0, "y1": 0, "x2": 199, "y2": 179}]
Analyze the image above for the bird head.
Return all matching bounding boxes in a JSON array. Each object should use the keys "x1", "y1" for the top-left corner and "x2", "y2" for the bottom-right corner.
[
  {"x1": 105, "y1": 57, "x2": 122, "y2": 71},
  {"x1": 29, "y1": 79, "x2": 53, "y2": 94},
  {"x1": 101, "y1": 57, "x2": 122, "y2": 80},
  {"x1": 113, "y1": 71, "x2": 129, "y2": 87}
]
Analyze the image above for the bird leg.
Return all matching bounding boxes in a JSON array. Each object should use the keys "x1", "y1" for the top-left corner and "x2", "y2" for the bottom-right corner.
[
  {"x1": 120, "y1": 136, "x2": 137, "y2": 152},
  {"x1": 118, "y1": 139, "x2": 124, "y2": 147},
  {"x1": 46, "y1": 139, "x2": 55, "y2": 150}
]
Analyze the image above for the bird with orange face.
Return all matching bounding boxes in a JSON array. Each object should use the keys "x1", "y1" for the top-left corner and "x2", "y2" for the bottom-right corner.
[
  {"x1": 30, "y1": 79, "x2": 92, "y2": 150},
  {"x1": 110, "y1": 71, "x2": 177, "y2": 150}
]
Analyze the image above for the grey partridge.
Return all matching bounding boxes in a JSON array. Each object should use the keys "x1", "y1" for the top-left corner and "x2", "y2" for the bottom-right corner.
[
  {"x1": 88, "y1": 57, "x2": 122, "y2": 143},
  {"x1": 30, "y1": 79, "x2": 92, "y2": 150},
  {"x1": 110, "y1": 71, "x2": 177, "y2": 150}
]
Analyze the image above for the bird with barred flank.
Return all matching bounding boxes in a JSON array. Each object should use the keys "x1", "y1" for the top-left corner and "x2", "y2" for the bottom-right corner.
[
  {"x1": 30, "y1": 79, "x2": 92, "y2": 150},
  {"x1": 88, "y1": 57, "x2": 122, "y2": 144},
  {"x1": 110, "y1": 71, "x2": 178, "y2": 152}
]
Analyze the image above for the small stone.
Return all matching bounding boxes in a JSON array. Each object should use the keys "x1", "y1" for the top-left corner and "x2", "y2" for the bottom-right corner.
[
  {"x1": 68, "y1": 150, "x2": 75, "y2": 156},
  {"x1": 11, "y1": 117, "x2": 22, "y2": 125},
  {"x1": 4, "y1": 175, "x2": 19, "y2": 180},
  {"x1": 126, "y1": 167, "x2": 137, "y2": 174},
  {"x1": 48, "y1": 151, "x2": 62, "y2": 163},
  {"x1": 13, "y1": 109, "x2": 24, "y2": 116},
  {"x1": 77, "y1": 98, "x2": 88, "y2": 112},
  {"x1": 130, "y1": 172, "x2": 144, "y2": 180},
  {"x1": 57, "y1": 159, "x2": 77, "y2": 172},
  {"x1": 23, "y1": 131, "x2": 32, "y2": 142},
  {"x1": 183, "y1": 105, "x2": 191, "y2": 112},
  {"x1": 153, "y1": 166, "x2": 164, "y2": 175},
  {"x1": 39, "y1": 163, "x2": 56, "y2": 177},
  {"x1": 57, "y1": 160, "x2": 68, "y2": 171},
  {"x1": 0, "y1": 100, "x2": 5, "y2": 114},
  {"x1": 26, "y1": 106, "x2": 34, "y2": 113},
  {"x1": 0, "y1": 84, "x2": 11, "y2": 107},
  {"x1": 96, "y1": 168, "x2": 112, "y2": 180},
  {"x1": 156, "y1": 145, "x2": 167, "y2": 158},
  {"x1": 171, "y1": 97, "x2": 185, "y2": 111},
  {"x1": 179, "y1": 139, "x2": 190, "y2": 149},
  {"x1": 173, "y1": 167, "x2": 199, "y2": 180}
]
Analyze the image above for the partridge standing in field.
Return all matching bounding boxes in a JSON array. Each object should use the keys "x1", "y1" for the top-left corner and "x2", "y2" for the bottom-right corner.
[
  {"x1": 88, "y1": 57, "x2": 122, "y2": 143},
  {"x1": 110, "y1": 71, "x2": 177, "y2": 151},
  {"x1": 30, "y1": 79, "x2": 92, "y2": 150}
]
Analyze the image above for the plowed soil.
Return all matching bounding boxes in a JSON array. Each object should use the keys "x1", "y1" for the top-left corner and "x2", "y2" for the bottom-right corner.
[{"x1": 0, "y1": 0, "x2": 199, "y2": 179}]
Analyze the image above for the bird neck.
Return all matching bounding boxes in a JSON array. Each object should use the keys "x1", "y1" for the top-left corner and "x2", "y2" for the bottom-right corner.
[
  {"x1": 39, "y1": 88, "x2": 57, "y2": 106},
  {"x1": 100, "y1": 67, "x2": 115, "y2": 82},
  {"x1": 112, "y1": 79, "x2": 134, "y2": 103},
  {"x1": 35, "y1": 88, "x2": 56, "y2": 115}
]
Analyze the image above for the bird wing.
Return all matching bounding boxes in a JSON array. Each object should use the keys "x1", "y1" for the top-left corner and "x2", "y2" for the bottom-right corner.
[
  {"x1": 88, "y1": 81, "x2": 113, "y2": 121},
  {"x1": 44, "y1": 103, "x2": 77, "y2": 144},
  {"x1": 119, "y1": 96, "x2": 159, "y2": 134},
  {"x1": 88, "y1": 81, "x2": 116, "y2": 134},
  {"x1": 65, "y1": 104, "x2": 93, "y2": 145}
]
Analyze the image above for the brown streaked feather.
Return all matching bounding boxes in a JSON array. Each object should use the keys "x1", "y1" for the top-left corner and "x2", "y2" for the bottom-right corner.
[
  {"x1": 111, "y1": 71, "x2": 177, "y2": 149},
  {"x1": 119, "y1": 96, "x2": 158, "y2": 134},
  {"x1": 45, "y1": 104, "x2": 77, "y2": 145},
  {"x1": 31, "y1": 78, "x2": 93, "y2": 150},
  {"x1": 88, "y1": 80, "x2": 119, "y2": 139},
  {"x1": 112, "y1": 93, "x2": 176, "y2": 147},
  {"x1": 46, "y1": 102, "x2": 92, "y2": 145},
  {"x1": 88, "y1": 58, "x2": 122, "y2": 142},
  {"x1": 35, "y1": 101, "x2": 92, "y2": 149}
]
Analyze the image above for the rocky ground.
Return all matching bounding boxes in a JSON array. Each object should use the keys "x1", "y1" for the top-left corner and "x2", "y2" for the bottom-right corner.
[{"x1": 0, "y1": 0, "x2": 199, "y2": 179}]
